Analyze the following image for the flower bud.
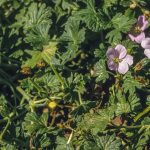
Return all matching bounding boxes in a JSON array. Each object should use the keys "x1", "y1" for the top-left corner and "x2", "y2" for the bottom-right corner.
[
  {"x1": 90, "y1": 68, "x2": 96, "y2": 76},
  {"x1": 130, "y1": 3, "x2": 137, "y2": 9},
  {"x1": 80, "y1": 53, "x2": 86, "y2": 59},
  {"x1": 144, "y1": 10, "x2": 150, "y2": 19},
  {"x1": 134, "y1": 63, "x2": 142, "y2": 71},
  {"x1": 43, "y1": 108, "x2": 49, "y2": 113},
  {"x1": 48, "y1": 101, "x2": 57, "y2": 110},
  {"x1": 57, "y1": 123, "x2": 63, "y2": 128}
]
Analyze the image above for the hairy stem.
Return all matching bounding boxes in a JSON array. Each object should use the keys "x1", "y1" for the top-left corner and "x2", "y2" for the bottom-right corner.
[
  {"x1": 0, "y1": 119, "x2": 11, "y2": 140},
  {"x1": 49, "y1": 63, "x2": 67, "y2": 89},
  {"x1": 134, "y1": 105, "x2": 150, "y2": 122}
]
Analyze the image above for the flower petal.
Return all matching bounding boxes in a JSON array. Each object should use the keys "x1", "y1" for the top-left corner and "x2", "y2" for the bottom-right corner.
[
  {"x1": 137, "y1": 15, "x2": 149, "y2": 31},
  {"x1": 124, "y1": 55, "x2": 133, "y2": 66},
  {"x1": 107, "y1": 59, "x2": 118, "y2": 71},
  {"x1": 137, "y1": 15, "x2": 144, "y2": 25},
  {"x1": 134, "y1": 32, "x2": 145, "y2": 43},
  {"x1": 141, "y1": 38, "x2": 150, "y2": 49},
  {"x1": 141, "y1": 21, "x2": 149, "y2": 31},
  {"x1": 144, "y1": 49, "x2": 150, "y2": 58},
  {"x1": 118, "y1": 60, "x2": 129, "y2": 74},
  {"x1": 128, "y1": 34, "x2": 136, "y2": 42},
  {"x1": 106, "y1": 47, "x2": 118, "y2": 58},
  {"x1": 115, "y1": 44, "x2": 127, "y2": 59}
]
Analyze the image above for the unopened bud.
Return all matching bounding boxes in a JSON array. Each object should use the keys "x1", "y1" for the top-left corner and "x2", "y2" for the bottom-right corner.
[
  {"x1": 90, "y1": 68, "x2": 96, "y2": 77},
  {"x1": 130, "y1": 3, "x2": 137, "y2": 9},
  {"x1": 43, "y1": 108, "x2": 49, "y2": 113},
  {"x1": 144, "y1": 10, "x2": 150, "y2": 19}
]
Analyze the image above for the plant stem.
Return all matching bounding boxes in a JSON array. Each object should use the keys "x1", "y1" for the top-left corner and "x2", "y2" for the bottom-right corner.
[
  {"x1": 102, "y1": 124, "x2": 143, "y2": 134},
  {"x1": 107, "y1": 71, "x2": 115, "y2": 76},
  {"x1": 67, "y1": 130, "x2": 73, "y2": 144},
  {"x1": 0, "y1": 110, "x2": 27, "y2": 125},
  {"x1": 50, "y1": 112, "x2": 56, "y2": 126},
  {"x1": 78, "y1": 91, "x2": 83, "y2": 105},
  {"x1": 16, "y1": 86, "x2": 30, "y2": 101},
  {"x1": 49, "y1": 63, "x2": 66, "y2": 89},
  {"x1": 0, "y1": 117, "x2": 8, "y2": 124},
  {"x1": 34, "y1": 103, "x2": 47, "y2": 107},
  {"x1": 20, "y1": 97, "x2": 25, "y2": 105},
  {"x1": 134, "y1": 105, "x2": 150, "y2": 122},
  {"x1": 30, "y1": 79, "x2": 45, "y2": 93},
  {"x1": 34, "y1": 98, "x2": 48, "y2": 104},
  {"x1": 0, "y1": 119, "x2": 11, "y2": 140}
]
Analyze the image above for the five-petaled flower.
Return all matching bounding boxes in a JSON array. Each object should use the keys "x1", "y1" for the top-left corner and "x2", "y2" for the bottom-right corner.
[
  {"x1": 128, "y1": 15, "x2": 148, "y2": 43},
  {"x1": 141, "y1": 38, "x2": 150, "y2": 58},
  {"x1": 106, "y1": 44, "x2": 133, "y2": 74}
]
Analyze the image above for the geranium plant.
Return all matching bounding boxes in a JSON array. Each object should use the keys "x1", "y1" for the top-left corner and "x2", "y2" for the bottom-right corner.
[{"x1": 0, "y1": 0, "x2": 150, "y2": 149}]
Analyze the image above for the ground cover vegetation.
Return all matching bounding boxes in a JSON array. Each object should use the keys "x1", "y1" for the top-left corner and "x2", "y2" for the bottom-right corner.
[{"x1": 0, "y1": 0, "x2": 150, "y2": 149}]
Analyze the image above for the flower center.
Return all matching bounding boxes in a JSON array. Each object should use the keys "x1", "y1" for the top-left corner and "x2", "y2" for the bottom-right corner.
[
  {"x1": 134, "y1": 26, "x2": 142, "y2": 33},
  {"x1": 113, "y1": 57, "x2": 122, "y2": 63}
]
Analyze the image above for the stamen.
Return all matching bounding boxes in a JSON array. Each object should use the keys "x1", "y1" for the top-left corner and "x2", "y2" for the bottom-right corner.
[
  {"x1": 113, "y1": 57, "x2": 119, "y2": 63},
  {"x1": 113, "y1": 57, "x2": 122, "y2": 63},
  {"x1": 134, "y1": 26, "x2": 142, "y2": 33}
]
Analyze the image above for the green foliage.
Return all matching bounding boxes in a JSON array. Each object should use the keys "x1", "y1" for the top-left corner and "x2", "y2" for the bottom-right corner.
[
  {"x1": 106, "y1": 13, "x2": 136, "y2": 42},
  {"x1": 94, "y1": 59, "x2": 109, "y2": 83},
  {"x1": 25, "y1": 23, "x2": 51, "y2": 48},
  {"x1": 0, "y1": 94, "x2": 10, "y2": 117},
  {"x1": 55, "y1": 137, "x2": 74, "y2": 150},
  {"x1": 23, "y1": 112, "x2": 55, "y2": 135},
  {"x1": 109, "y1": 88, "x2": 141, "y2": 116},
  {"x1": 23, "y1": 51, "x2": 42, "y2": 68},
  {"x1": 83, "y1": 141, "x2": 100, "y2": 150},
  {"x1": 75, "y1": 0, "x2": 105, "y2": 32},
  {"x1": 94, "y1": 134, "x2": 121, "y2": 150},
  {"x1": 135, "y1": 117, "x2": 150, "y2": 150},
  {"x1": 103, "y1": 0, "x2": 118, "y2": 12},
  {"x1": 70, "y1": 101, "x2": 96, "y2": 118},
  {"x1": 78, "y1": 106, "x2": 115, "y2": 134},
  {"x1": 60, "y1": 18, "x2": 85, "y2": 64},
  {"x1": 22, "y1": 3, "x2": 52, "y2": 49},
  {"x1": 94, "y1": 43, "x2": 106, "y2": 59},
  {"x1": 123, "y1": 72, "x2": 142, "y2": 94},
  {"x1": 23, "y1": 41, "x2": 57, "y2": 68},
  {"x1": 23, "y1": 3, "x2": 52, "y2": 31},
  {"x1": 111, "y1": 13, "x2": 135, "y2": 33},
  {"x1": 0, "y1": 0, "x2": 150, "y2": 149},
  {"x1": 61, "y1": 19, "x2": 85, "y2": 45},
  {"x1": 23, "y1": 112, "x2": 47, "y2": 135},
  {"x1": 64, "y1": 73, "x2": 86, "y2": 103},
  {"x1": 34, "y1": 73, "x2": 61, "y2": 93}
]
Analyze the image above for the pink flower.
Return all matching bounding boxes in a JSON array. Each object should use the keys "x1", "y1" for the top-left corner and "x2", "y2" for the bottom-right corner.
[
  {"x1": 141, "y1": 38, "x2": 150, "y2": 58},
  {"x1": 106, "y1": 44, "x2": 133, "y2": 74},
  {"x1": 128, "y1": 15, "x2": 148, "y2": 43}
]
